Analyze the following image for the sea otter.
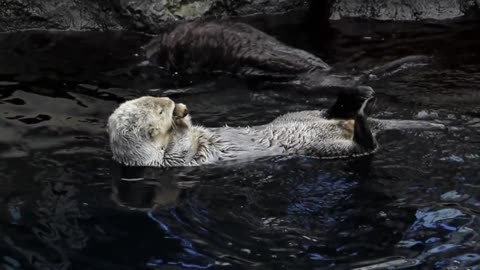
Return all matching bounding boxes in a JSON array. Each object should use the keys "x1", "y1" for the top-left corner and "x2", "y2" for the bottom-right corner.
[
  {"x1": 107, "y1": 92, "x2": 444, "y2": 167},
  {"x1": 141, "y1": 21, "x2": 430, "y2": 95}
]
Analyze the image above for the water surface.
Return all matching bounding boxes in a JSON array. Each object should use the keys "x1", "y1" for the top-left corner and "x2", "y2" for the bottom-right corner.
[{"x1": 0, "y1": 21, "x2": 479, "y2": 270}]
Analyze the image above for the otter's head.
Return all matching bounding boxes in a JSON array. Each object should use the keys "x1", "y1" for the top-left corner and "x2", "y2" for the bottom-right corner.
[{"x1": 107, "y1": 96, "x2": 190, "y2": 166}]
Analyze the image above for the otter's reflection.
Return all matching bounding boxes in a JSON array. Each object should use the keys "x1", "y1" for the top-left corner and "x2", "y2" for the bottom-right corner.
[{"x1": 111, "y1": 163, "x2": 194, "y2": 211}]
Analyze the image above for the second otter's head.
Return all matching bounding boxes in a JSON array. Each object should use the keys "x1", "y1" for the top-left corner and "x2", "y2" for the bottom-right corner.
[{"x1": 107, "y1": 96, "x2": 190, "y2": 166}]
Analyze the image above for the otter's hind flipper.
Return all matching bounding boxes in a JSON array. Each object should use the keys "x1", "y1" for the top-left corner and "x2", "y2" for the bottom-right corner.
[
  {"x1": 326, "y1": 86, "x2": 375, "y2": 119},
  {"x1": 368, "y1": 119, "x2": 446, "y2": 134},
  {"x1": 353, "y1": 97, "x2": 378, "y2": 153}
]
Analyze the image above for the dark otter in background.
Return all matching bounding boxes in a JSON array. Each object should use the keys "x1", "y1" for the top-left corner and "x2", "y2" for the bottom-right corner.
[{"x1": 142, "y1": 21, "x2": 430, "y2": 95}]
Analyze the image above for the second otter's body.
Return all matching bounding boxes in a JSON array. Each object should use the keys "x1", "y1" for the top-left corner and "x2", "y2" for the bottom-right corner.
[
  {"x1": 142, "y1": 21, "x2": 431, "y2": 95},
  {"x1": 144, "y1": 21, "x2": 330, "y2": 79}
]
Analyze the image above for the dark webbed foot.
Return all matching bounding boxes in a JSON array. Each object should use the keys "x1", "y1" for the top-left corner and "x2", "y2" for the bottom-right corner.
[
  {"x1": 326, "y1": 86, "x2": 375, "y2": 119},
  {"x1": 353, "y1": 95, "x2": 377, "y2": 151}
]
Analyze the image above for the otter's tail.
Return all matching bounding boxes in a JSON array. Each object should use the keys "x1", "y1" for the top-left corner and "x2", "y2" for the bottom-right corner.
[
  {"x1": 361, "y1": 55, "x2": 432, "y2": 81},
  {"x1": 369, "y1": 119, "x2": 446, "y2": 134}
]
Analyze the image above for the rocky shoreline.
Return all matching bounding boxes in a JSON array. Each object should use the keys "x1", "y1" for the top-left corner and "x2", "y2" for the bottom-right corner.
[{"x1": 0, "y1": 0, "x2": 478, "y2": 33}]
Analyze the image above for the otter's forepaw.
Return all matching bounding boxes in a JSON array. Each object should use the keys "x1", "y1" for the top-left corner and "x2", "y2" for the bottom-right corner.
[{"x1": 173, "y1": 103, "x2": 189, "y2": 119}]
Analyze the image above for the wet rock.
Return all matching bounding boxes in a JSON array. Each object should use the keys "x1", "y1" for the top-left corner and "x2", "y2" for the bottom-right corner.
[
  {"x1": 330, "y1": 0, "x2": 479, "y2": 21},
  {"x1": 2, "y1": 0, "x2": 478, "y2": 33},
  {"x1": 117, "y1": 0, "x2": 308, "y2": 32},
  {"x1": 0, "y1": 0, "x2": 308, "y2": 32},
  {"x1": 0, "y1": 0, "x2": 122, "y2": 32}
]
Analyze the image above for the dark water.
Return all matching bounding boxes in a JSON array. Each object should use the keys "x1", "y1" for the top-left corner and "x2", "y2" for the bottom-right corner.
[{"x1": 1, "y1": 20, "x2": 480, "y2": 270}]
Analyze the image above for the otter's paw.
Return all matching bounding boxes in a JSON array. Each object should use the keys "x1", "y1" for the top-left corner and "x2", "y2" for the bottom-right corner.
[{"x1": 173, "y1": 103, "x2": 189, "y2": 119}]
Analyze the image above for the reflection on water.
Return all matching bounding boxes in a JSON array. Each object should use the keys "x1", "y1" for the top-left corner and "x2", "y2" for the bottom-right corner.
[
  {"x1": 0, "y1": 21, "x2": 480, "y2": 269},
  {"x1": 3, "y1": 182, "x2": 87, "y2": 270}
]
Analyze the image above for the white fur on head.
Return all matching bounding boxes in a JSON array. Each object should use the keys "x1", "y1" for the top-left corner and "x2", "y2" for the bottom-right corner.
[{"x1": 107, "y1": 96, "x2": 176, "y2": 166}]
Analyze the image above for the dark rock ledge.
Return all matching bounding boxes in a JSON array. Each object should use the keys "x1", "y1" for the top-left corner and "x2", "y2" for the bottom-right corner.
[{"x1": 0, "y1": 0, "x2": 478, "y2": 33}]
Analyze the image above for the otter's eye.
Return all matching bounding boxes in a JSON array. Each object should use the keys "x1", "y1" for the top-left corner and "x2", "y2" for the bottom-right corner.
[{"x1": 159, "y1": 110, "x2": 164, "y2": 115}]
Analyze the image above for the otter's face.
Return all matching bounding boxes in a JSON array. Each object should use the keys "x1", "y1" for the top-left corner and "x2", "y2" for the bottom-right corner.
[{"x1": 107, "y1": 96, "x2": 190, "y2": 166}]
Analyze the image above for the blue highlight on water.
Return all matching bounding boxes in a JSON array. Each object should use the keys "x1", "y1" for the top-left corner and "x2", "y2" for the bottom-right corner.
[{"x1": 147, "y1": 211, "x2": 214, "y2": 269}]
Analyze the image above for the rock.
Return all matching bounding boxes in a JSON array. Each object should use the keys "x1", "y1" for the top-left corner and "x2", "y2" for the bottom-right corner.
[
  {"x1": 330, "y1": 0, "x2": 479, "y2": 21},
  {"x1": 0, "y1": 0, "x2": 478, "y2": 32},
  {"x1": 0, "y1": 0, "x2": 122, "y2": 32},
  {"x1": 118, "y1": 0, "x2": 308, "y2": 32},
  {"x1": 0, "y1": 0, "x2": 308, "y2": 32}
]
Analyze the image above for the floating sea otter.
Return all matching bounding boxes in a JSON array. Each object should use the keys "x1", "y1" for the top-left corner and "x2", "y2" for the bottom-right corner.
[
  {"x1": 142, "y1": 21, "x2": 430, "y2": 95},
  {"x1": 107, "y1": 91, "x2": 444, "y2": 167}
]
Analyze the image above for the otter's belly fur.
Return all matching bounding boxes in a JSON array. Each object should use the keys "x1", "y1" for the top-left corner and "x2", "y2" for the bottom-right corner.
[
  {"x1": 181, "y1": 111, "x2": 364, "y2": 166},
  {"x1": 171, "y1": 112, "x2": 444, "y2": 166}
]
